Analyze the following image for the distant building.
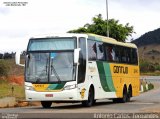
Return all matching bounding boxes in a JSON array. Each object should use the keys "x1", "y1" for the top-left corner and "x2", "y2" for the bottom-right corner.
[
  {"x1": 0, "y1": 53, "x2": 3, "y2": 59},
  {"x1": 3, "y1": 52, "x2": 12, "y2": 59}
]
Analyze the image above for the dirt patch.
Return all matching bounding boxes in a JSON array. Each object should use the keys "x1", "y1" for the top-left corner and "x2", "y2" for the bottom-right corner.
[
  {"x1": 8, "y1": 75, "x2": 24, "y2": 85},
  {"x1": 16, "y1": 101, "x2": 29, "y2": 107},
  {"x1": 29, "y1": 101, "x2": 41, "y2": 106},
  {"x1": 0, "y1": 97, "x2": 41, "y2": 108},
  {"x1": 0, "y1": 97, "x2": 16, "y2": 108}
]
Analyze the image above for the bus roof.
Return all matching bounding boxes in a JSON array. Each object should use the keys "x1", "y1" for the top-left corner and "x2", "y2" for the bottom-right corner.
[
  {"x1": 87, "y1": 33, "x2": 137, "y2": 48},
  {"x1": 30, "y1": 33, "x2": 137, "y2": 49},
  {"x1": 30, "y1": 33, "x2": 88, "y2": 39}
]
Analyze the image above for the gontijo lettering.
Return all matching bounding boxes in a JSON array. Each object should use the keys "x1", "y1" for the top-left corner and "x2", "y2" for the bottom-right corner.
[{"x1": 113, "y1": 66, "x2": 128, "y2": 74}]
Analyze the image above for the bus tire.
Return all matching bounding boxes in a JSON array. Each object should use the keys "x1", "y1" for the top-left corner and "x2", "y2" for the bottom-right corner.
[
  {"x1": 117, "y1": 86, "x2": 127, "y2": 103},
  {"x1": 82, "y1": 86, "x2": 94, "y2": 107},
  {"x1": 127, "y1": 86, "x2": 132, "y2": 102},
  {"x1": 93, "y1": 100, "x2": 96, "y2": 104},
  {"x1": 112, "y1": 98, "x2": 118, "y2": 103},
  {"x1": 41, "y1": 101, "x2": 52, "y2": 108}
]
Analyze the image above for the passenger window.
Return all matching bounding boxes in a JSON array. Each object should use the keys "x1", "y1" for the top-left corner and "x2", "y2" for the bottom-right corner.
[
  {"x1": 131, "y1": 49, "x2": 138, "y2": 65},
  {"x1": 121, "y1": 47, "x2": 127, "y2": 63},
  {"x1": 126, "y1": 48, "x2": 131, "y2": 64},
  {"x1": 105, "y1": 44, "x2": 116, "y2": 62},
  {"x1": 114, "y1": 45, "x2": 120, "y2": 62},
  {"x1": 88, "y1": 40, "x2": 97, "y2": 60},
  {"x1": 96, "y1": 42, "x2": 105, "y2": 61}
]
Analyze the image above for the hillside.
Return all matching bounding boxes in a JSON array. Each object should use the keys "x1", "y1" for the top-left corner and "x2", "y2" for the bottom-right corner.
[
  {"x1": 132, "y1": 28, "x2": 160, "y2": 75},
  {"x1": 132, "y1": 28, "x2": 160, "y2": 65},
  {"x1": 132, "y1": 28, "x2": 160, "y2": 47},
  {"x1": 138, "y1": 44, "x2": 160, "y2": 63}
]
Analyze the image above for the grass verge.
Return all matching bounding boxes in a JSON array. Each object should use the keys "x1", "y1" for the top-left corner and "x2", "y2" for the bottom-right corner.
[{"x1": 0, "y1": 79, "x2": 25, "y2": 100}]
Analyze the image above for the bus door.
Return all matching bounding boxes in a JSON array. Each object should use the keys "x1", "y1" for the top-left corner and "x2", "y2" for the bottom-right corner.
[{"x1": 77, "y1": 37, "x2": 87, "y2": 99}]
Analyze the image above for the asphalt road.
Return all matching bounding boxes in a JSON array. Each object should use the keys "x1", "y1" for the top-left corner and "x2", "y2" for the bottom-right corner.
[{"x1": 0, "y1": 76, "x2": 160, "y2": 119}]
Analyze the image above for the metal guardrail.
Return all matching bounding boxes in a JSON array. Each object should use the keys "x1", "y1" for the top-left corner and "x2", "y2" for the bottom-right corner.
[
  {"x1": 140, "y1": 76, "x2": 160, "y2": 82},
  {"x1": 140, "y1": 76, "x2": 160, "y2": 92}
]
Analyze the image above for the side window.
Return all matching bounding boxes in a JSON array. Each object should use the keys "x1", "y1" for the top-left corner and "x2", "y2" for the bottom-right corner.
[
  {"x1": 114, "y1": 45, "x2": 120, "y2": 62},
  {"x1": 78, "y1": 38, "x2": 86, "y2": 83},
  {"x1": 120, "y1": 47, "x2": 127, "y2": 63},
  {"x1": 96, "y1": 42, "x2": 105, "y2": 61},
  {"x1": 126, "y1": 48, "x2": 132, "y2": 64},
  {"x1": 131, "y1": 48, "x2": 138, "y2": 65},
  {"x1": 88, "y1": 40, "x2": 97, "y2": 60},
  {"x1": 105, "y1": 44, "x2": 115, "y2": 62}
]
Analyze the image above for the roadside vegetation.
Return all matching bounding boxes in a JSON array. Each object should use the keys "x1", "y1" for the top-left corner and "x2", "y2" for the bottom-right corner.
[
  {"x1": 0, "y1": 60, "x2": 10, "y2": 77},
  {"x1": 140, "y1": 60, "x2": 160, "y2": 76},
  {"x1": 0, "y1": 59, "x2": 25, "y2": 99},
  {"x1": 0, "y1": 79, "x2": 25, "y2": 99},
  {"x1": 141, "y1": 80, "x2": 154, "y2": 92}
]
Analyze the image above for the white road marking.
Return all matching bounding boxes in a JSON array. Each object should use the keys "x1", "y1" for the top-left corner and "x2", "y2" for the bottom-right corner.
[{"x1": 126, "y1": 102, "x2": 154, "y2": 105}]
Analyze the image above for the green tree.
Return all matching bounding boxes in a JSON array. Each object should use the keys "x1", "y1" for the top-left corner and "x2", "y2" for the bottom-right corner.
[{"x1": 68, "y1": 14, "x2": 134, "y2": 42}]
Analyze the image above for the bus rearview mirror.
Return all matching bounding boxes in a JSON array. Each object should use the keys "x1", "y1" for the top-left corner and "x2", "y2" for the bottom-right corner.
[
  {"x1": 15, "y1": 51, "x2": 25, "y2": 67},
  {"x1": 74, "y1": 48, "x2": 81, "y2": 64}
]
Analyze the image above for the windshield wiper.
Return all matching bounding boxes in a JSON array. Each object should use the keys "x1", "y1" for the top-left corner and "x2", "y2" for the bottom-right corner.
[
  {"x1": 35, "y1": 71, "x2": 47, "y2": 83},
  {"x1": 51, "y1": 65, "x2": 61, "y2": 83},
  {"x1": 36, "y1": 78, "x2": 42, "y2": 83}
]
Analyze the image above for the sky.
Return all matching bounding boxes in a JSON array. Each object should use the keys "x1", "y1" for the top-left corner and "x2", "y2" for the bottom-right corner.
[{"x1": 0, "y1": 0, "x2": 160, "y2": 53}]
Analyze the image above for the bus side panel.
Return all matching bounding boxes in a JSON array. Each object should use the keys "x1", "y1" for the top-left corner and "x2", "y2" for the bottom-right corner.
[
  {"x1": 77, "y1": 61, "x2": 117, "y2": 101},
  {"x1": 87, "y1": 61, "x2": 117, "y2": 99},
  {"x1": 109, "y1": 63, "x2": 140, "y2": 97},
  {"x1": 95, "y1": 61, "x2": 140, "y2": 99}
]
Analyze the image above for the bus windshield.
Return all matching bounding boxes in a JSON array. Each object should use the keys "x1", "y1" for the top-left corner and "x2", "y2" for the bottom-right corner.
[
  {"x1": 25, "y1": 52, "x2": 75, "y2": 83},
  {"x1": 28, "y1": 37, "x2": 76, "y2": 51},
  {"x1": 25, "y1": 37, "x2": 76, "y2": 83}
]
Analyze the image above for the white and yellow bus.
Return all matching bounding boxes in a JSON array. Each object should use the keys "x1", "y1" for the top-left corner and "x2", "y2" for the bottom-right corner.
[{"x1": 16, "y1": 33, "x2": 140, "y2": 108}]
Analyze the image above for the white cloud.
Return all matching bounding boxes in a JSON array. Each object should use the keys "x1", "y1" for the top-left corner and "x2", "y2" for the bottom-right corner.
[
  {"x1": 0, "y1": 0, "x2": 160, "y2": 52},
  {"x1": 0, "y1": 37, "x2": 29, "y2": 53},
  {"x1": 108, "y1": 0, "x2": 160, "y2": 39}
]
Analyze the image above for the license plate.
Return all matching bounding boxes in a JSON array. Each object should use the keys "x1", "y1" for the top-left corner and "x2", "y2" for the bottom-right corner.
[{"x1": 45, "y1": 94, "x2": 53, "y2": 97}]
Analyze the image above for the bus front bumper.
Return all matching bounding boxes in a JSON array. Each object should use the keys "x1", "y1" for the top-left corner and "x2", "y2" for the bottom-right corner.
[{"x1": 25, "y1": 89, "x2": 78, "y2": 101}]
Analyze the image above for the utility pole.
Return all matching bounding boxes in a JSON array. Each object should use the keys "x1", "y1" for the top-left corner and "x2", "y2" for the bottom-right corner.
[{"x1": 106, "y1": 0, "x2": 109, "y2": 37}]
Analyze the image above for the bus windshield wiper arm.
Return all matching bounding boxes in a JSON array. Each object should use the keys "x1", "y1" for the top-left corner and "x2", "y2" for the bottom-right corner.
[
  {"x1": 36, "y1": 78, "x2": 42, "y2": 83},
  {"x1": 51, "y1": 65, "x2": 61, "y2": 83}
]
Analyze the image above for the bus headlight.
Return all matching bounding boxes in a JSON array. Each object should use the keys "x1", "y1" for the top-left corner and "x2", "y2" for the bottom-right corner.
[
  {"x1": 25, "y1": 85, "x2": 35, "y2": 91},
  {"x1": 63, "y1": 84, "x2": 77, "y2": 90}
]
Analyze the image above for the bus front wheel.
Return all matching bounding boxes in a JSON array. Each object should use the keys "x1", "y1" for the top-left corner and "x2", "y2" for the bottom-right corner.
[
  {"x1": 82, "y1": 87, "x2": 94, "y2": 107},
  {"x1": 41, "y1": 101, "x2": 52, "y2": 108}
]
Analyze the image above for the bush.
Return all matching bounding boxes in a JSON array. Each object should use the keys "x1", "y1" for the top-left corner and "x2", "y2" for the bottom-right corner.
[
  {"x1": 148, "y1": 83, "x2": 154, "y2": 90},
  {"x1": 140, "y1": 60, "x2": 156, "y2": 72},
  {"x1": 155, "y1": 65, "x2": 160, "y2": 71},
  {"x1": 0, "y1": 60, "x2": 10, "y2": 77}
]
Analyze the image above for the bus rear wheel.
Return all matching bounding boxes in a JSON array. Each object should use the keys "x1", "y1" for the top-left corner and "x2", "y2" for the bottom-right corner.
[
  {"x1": 41, "y1": 101, "x2": 52, "y2": 108},
  {"x1": 120, "y1": 86, "x2": 127, "y2": 103},
  {"x1": 127, "y1": 86, "x2": 132, "y2": 102},
  {"x1": 82, "y1": 87, "x2": 94, "y2": 107},
  {"x1": 113, "y1": 86, "x2": 127, "y2": 103}
]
